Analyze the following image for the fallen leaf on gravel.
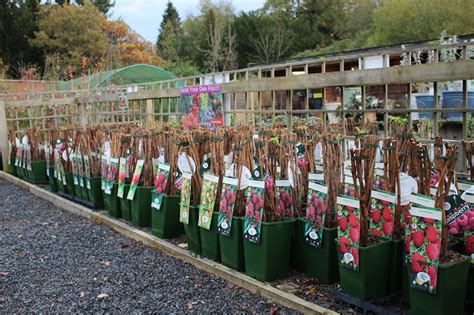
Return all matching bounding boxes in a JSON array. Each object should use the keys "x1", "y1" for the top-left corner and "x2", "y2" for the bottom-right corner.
[
  {"x1": 0, "y1": 297, "x2": 4, "y2": 304},
  {"x1": 103, "y1": 261, "x2": 111, "y2": 267},
  {"x1": 187, "y1": 303, "x2": 193, "y2": 310},
  {"x1": 80, "y1": 291, "x2": 85, "y2": 298},
  {"x1": 269, "y1": 304, "x2": 279, "y2": 314},
  {"x1": 17, "y1": 234, "x2": 23, "y2": 240},
  {"x1": 307, "y1": 287, "x2": 317, "y2": 295},
  {"x1": 97, "y1": 293, "x2": 109, "y2": 300},
  {"x1": 0, "y1": 272, "x2": 9, "y2": 277},
  {"x1": 178, "y1": 243, "x2": 188, "y2": 249}
]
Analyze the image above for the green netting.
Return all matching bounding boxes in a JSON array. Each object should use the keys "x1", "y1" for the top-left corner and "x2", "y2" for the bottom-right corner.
[{"x1": 57, "y1": 64, "x2": 176, "y2": 90}]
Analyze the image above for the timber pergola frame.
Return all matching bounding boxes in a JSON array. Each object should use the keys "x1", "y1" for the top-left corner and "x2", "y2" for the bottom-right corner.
[{"x1": 1, "y1": 41, "x2": 474, "y2": 172}]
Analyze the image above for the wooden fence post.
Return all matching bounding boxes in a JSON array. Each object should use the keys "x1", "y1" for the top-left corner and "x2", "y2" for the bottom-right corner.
[
  {"x1": 0, "y1": 100, "x2": 9, "y2": 171},
  {"x1": 145, "y1": 99, "x2": 154, "y2": 128}
]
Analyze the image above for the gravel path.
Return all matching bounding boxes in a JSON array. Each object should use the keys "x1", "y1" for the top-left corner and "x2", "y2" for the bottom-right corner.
[{"x1": 0, "y1": 179, "x2": 297, "y2": 313}]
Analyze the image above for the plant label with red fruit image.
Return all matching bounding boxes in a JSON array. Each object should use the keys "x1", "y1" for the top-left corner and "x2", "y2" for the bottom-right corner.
[
  {"x1": 305, "y1": 182, "x2": 328, "y2": 247},
  {"x1": 408, "y1": 205, "x2": 442, "y2": 294},
  {"x1": 369, "y1": 189, "x2": 397, "y2": 239},
  {"x1": 100, "y1": 156, "x2": 108, "y2": 191},
  {"x1": 455, "y1": 192, "x2": 474, "y2": 261},
  {"x1": 127, "y1": 159, "x2": 144, "y2": 200},
  {"x1": 117, "y1": 157, "x2": 127, "y2": 198},
  {"x1": 275, "y1": 179, "x2": 293, "y2": 218},
  {"x1": 243, "y1": 180, "x2": 265, "y2": 244},
  {"x1": 217, "y1": 176, "x2": 238, "y2": 236},
  {"x1": 336, "y1": 195, "x2": 361, "y2": 271},
  {"x1": 179, "y1": 172, "x2": 192, "y2": 224},
  {"x1": 84, "y1": 155, "x2": 91, "y2": 189},
  {"x1": 343, "y1": 176, "x2": 356, "y2": 197},
  {"x1": 104, "y1": 158, "x2": 119, "y2": 195},
  {"x1": 198, "y1": 173, "x2": 220, "y2": 230},
  {"x1": 445, "y1": 194, "x2": 472, "y2": 237},
  {"x1": 151, "y1": 163, "x2": 171, "y2": 210},
  {"x1": 372, "y1": 168, "x2": 386, "y2": 191}
]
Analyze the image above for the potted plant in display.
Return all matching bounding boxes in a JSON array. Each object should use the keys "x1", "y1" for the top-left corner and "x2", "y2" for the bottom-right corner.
[
  {"x1": 242, "y1": 131, "x2": 296, "y2": 282},
  {"x1": 117, "y1": 133, "x2": 132, "y2": 222},
  {"x1": 151, "y1": 128, "x2": 183, "y2": 238},
  {"x1": 26, "y1": 127, "x2": 47, "y2": 184},
  {"x1": 337, "y1": 133, "x2": 393, "y2": 301},
  {"x1": 103, "y1": 131, "x2": 121, "y2": 218},
  {"x1": 217, "y1": 126, "x2": 253, "y2": 271},
  {"x1": 179, "y1": 131, "x2": 204, "y2": 255},
  {"x1": 407, "y1": 143, "x2": 470, "y2": 315},
  {"x1": 294, "y1": 128, "x2": 343, "y2": 284},
  {"x1": 198, "y1": 129, "x2": 225, "y2": 261},
  {"x1": 127, "y1": 130, "x2": 154, "y2": 227},
  {"x1": 7, "y1": 131, "x2": 17, "y2": 176},
  {"x1": 83, "y1": 127, "x2": 104, "y2": 208}
]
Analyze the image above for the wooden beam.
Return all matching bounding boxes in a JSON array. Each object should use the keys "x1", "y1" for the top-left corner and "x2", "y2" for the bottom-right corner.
[{"x1": 0, "y1": 100, "x2": 9, "y2": 171}]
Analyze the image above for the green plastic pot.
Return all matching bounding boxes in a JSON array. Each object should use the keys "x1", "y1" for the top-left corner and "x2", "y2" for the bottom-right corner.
[
  {"x1": 244, "y1": 219, "x2": 295, "y2": 282},
  {"x1": 120, "y1": 184, "x2": 132, "y2": 222},
  {"x1": 387, "y1": 238, "x2": 404, "y2": 295},
  {"x1": 48, "y1": 168, "x2": 58, "y2": 192},
  {"x1": 8, "y1": 160, "x2": 17, "y2": 176},
  {"x1": 30, "y1": 161, "x2": 47, "y2": 184},
  {"x1": 219, "y1": 216, "x2": 245, "y2": 271},
  {"x1": 104, "y1": 183, "x2": 121, "y2": 218},
  {"x1": 81, "y1": 185, "x2": 89, "y2": 201},
  {"x1": 88, "y1": 177, "x2": 103, "y2": 207},
  {"x1": 467, "y1": 263, "x2": 474, "y2": 306},
  {"x1": 131, "y1": 186, "x2": 152, "y2": 227},
  {"x1": 199, "y1": 212, "x2": 220, "y2": 262},
  {"x1": 183, "y1": 206, "x2": 201, "y2": 255},
  {"x1": 292, "y1": 219, "x2": 339, "y2": 284},
  {"x1": 65, "y1": 172, "x2": 75, "y2": 197},
  {"x1": 339, "y1": 239, "x2": 392, "y2": 301},
  {"x1": 74, "y1": 182, "x2": 82, "y2": 199},
  {"x1": 16, "y1": 166, "x2": 24, "y2": 179},
  {"x1": 151, "y1": 194, "x2": 183, "y2": 238},
  {"x1": 56, "y1": 176, "x2": 65, "y2": 193},
  {"x1": 409, "y1": 257, "x2": 470, "y2": 315}
]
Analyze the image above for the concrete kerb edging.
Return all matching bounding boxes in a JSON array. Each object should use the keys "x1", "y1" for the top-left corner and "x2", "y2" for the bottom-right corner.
[{"x1": 0, "y1": 171, "x2": 338, "y2": 315}]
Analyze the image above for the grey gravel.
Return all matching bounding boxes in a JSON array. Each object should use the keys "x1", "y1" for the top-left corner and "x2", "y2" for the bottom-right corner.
[{"x1": 0, "y1": 179, "x2": 298, "y2": 313}]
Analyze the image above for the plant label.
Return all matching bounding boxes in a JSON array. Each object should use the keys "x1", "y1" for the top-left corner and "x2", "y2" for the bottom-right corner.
[
  {"x1": 104, "y1": 158, "x2": 119, "y2": 195},
  {"x1": 127, "y1": 159, "x2": 144, "y2": 200},
  {"x1": 336, "y1": 195, "x2": 361, "y2": 271},
  {"x1": 117, "y1": 157, "x2": 127, "y2": 198},
  {"x1": 198, "y1": 173, "x2": 220, "y2": 229},
  {"x1": 217, "y1": 176, "x2": 238, "y2": 236},
  {"x1": 369, "y1": 190, "x2": 397, "y2": 239},
  {"x1": 84, "y1": 155, "x2": 91, "y2": 189},
  {"x1": 179, "y1": 172, "x2": 192, "y2": 224},
  {"x1": 275, "y1": 179, "x2": 293, "y2": 218},
  {"x1": 408, "y1": 205, "x2": 442, "y2": 294},
  {"x1": 151, "y1": 163, "x2": 170, "y2": 210},
  {"x1": 305, "y1": 182, "x2": 328, "y2": 247},
  {"x1": 243, "y1": 180, "x2": 265, "y2": 244},
  {"x1": 100, "y1": 156, "x2": 108, "y2": 191}
]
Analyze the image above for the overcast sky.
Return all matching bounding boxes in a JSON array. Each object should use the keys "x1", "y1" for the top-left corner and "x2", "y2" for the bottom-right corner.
[{"x1": 111, "y1": 0, "x2": 266, "y2": 43}]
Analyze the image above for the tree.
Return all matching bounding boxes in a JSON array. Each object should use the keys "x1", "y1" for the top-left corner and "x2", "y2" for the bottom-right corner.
[
  {"x1": 368, "y1": 0, "x2": 474, "y2": 46},
  {"x1": 55, "y1": 0, "x2": 115, "y2": 14},
  {"x1": 0, "y1": 0, "x2": 44, "y2": 78},
  {"x1": 156, "y1": 1, "x2": 182, "y2": 60},
  {"x1": 102, "y1": 19, "x2": 164, "y2": 68},
  {"x1": 31, "y1": 2, "x2": 109, "y2": 79}
]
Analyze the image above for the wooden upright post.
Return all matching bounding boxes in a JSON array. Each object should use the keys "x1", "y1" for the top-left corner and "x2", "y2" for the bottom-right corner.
[
  {"x1": 0, "y1": 100, "x2": 9, "y2": 171},
  {"x1": 145, "y1": 99, "x2": 154, "y2": 128}
]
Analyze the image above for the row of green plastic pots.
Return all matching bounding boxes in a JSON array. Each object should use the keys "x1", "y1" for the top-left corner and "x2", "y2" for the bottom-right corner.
[{"x1": 12, "y1": 160, "x2": 47, "y2": 184}]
